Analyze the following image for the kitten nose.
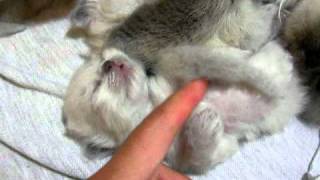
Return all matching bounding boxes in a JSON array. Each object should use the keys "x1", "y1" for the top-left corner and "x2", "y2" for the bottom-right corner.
[
  {"x1": 102, "y1": 60, "x2": 125, "y2": 73},
  {"x1": 102, "y1": 61, "x2": 113, "y2": 72}
]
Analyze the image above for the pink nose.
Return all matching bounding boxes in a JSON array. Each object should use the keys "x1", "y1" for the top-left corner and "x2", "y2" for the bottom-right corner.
[{"x1": 102, "y1": 60, "x2": 125, "y2": 73}]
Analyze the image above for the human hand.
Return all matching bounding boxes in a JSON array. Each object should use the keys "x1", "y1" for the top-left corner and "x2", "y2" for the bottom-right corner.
[{"x1": 89, "y1": 79, "x2": 208, "y2": 180}]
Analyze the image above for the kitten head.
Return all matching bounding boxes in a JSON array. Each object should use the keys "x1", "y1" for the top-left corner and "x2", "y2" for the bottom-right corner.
[{"x1": 63, "y1": 48, "x2": 153, "y2": 154}]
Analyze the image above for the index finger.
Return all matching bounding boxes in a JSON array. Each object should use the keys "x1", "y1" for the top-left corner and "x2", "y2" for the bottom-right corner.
[{"x1": 94, "y1": 79, "x2": 208, "y2": 179}]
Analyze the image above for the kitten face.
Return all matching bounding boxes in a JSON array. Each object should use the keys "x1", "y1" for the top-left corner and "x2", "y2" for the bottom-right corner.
[{"x1": 63, "y1": 49, "x2": 152, "y2": 151}]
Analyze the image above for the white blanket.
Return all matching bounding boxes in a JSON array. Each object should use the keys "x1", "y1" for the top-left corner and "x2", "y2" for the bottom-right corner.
[{"x1": 0, "y1": 16, "x2": 319, "y2": 180}]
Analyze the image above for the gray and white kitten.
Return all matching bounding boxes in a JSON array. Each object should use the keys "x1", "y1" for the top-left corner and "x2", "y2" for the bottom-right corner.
[{"x1": 64, "y1": 0, "x2": 306, "y2": 174}]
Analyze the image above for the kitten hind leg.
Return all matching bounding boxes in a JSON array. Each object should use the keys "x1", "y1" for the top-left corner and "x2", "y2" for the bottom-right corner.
[{"x1": 168, "y1": 103, "x2": 239, "y2": 174}]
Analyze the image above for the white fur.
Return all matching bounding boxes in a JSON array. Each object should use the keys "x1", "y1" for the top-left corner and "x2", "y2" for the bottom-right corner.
[
  {"x1": 63, "y1": 41, "x2": 306, "y2": 173},
  {"x1": 64, "y1": 0, "x2": 307, "y2": 174},
  {"x1": 206, "y1": 0, "x2": 278, "y2": 50},
  {"x1": 70, "y1": 0, "x2": 151, "y2": 51},
  {"x1": 63, "y1": 51, "x2": 153, "y2": 150}
]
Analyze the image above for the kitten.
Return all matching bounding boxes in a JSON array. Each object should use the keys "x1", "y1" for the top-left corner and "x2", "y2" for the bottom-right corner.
[
  {"x1": 64, "y1": 0, "x2": 306, "y2": 174},
  {"x1": 282, "y1": 0, "x2": 320, "y2": 124},
  {"x1": 64, "y1": 42, "x2": 305, "y2": 174}
]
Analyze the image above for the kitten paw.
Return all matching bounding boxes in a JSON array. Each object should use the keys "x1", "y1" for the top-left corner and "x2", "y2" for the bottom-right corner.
[
  {"x1": 184, "y1": 108, "x2": 223, "y2": 147},
  {"x1": 71, "y1": 0, "x2": 98, "y2": 28}
]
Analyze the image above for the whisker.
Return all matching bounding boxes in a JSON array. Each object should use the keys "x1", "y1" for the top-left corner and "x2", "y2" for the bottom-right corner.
[{"x1": 278, "y1": 0, "x2": 287, "y2": 24}]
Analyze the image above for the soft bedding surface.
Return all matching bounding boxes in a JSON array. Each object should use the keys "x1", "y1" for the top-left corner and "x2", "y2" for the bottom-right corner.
[{"x1": 0, "y1": 17, "x2": 319, "y2": 180}]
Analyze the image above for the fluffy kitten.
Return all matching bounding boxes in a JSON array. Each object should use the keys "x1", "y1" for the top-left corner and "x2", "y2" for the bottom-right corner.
[
  {"x1": 282, "y1": 0, "x2": 320, "y2": 124},
  {"x1": 64, "y1": 41, "x2": 305, "y2": 174},
  {"x1": 64, "y1": 0, "x2": 306, "y2": 174}
]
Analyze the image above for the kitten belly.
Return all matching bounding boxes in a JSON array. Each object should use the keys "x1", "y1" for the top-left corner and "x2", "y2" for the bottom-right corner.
[{"x1": 206, "y1": 84, "x2": 271, "y2": 133}]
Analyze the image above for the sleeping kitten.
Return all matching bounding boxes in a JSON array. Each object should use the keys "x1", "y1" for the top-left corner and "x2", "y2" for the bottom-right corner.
[
  {"x1": 64, "y1": 0, "x2": 306, "y2": 174},
  {"x1": 64, "y1": 41, "x2": 305, "y2": 174},
  {"x1": 282, "y1": 0, "x2": 320, "y2": 124}
]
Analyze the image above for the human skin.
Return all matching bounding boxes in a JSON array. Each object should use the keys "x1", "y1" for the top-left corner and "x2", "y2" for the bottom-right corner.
[{"x1": 89, "y1": 79, "x2": 208, "y2": 180}]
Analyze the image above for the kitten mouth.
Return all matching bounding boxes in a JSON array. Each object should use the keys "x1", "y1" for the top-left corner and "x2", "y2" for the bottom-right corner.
[
  {"x1": 105, "y1": 70, "x2": 128, "y2": 88},
  {"x1": 91, "y1": 70, "x2": 130, "y2": 99}
]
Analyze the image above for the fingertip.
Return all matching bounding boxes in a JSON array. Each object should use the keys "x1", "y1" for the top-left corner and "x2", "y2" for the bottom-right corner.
[
  {"x1": 189, "y1": 78, "x2": 209, "y2": 89},
  {"x1": 163, "y1": 79, "x2": 208, "y2": 125},
  {"x1": 102, "y1": 79, "x2": 209, "y2": 177},
  {"x1": 192, "y1": 78, "x2": 208, "y2": 91},
  {"x1": 181, "y1": 79, "x2": 208, "y2": 103}
]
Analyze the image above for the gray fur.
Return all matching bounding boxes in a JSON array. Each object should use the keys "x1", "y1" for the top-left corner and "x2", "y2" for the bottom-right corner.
[
  {"x1": 64, "y1": 0, "x2": 306, "y2": 174},
  {"x1": 282, "y1": 0, "x2": 320, "y2": 124},
  {"x1": 106, "y1": 0, "x2": 232, "y2": 62},
  {"x1": 70, "y1": 0, "x2": 279, "y2": 53},
  {"x1": 64, "y1": 42, "x2": 306, "y2": 174},
  {"x1": 105, "y1": 0, "x2": 279, "y2": 65}
]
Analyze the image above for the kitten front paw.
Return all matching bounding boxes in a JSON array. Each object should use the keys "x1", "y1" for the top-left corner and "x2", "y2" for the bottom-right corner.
[
  {"x1": 71, "y1": 0, "x2": 98, "y2": 28},
  {"x1": 185, "y1": 108, "x2": 223, "y2": 146}
]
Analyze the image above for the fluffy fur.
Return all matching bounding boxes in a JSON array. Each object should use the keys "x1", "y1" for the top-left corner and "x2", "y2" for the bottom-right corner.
[
  {"x1": 64, "y1": 42, "x2": 305, "y2": 173},
  {"x1": 64, "y1": 0, "x2": 306, "y2": 174},
  {"x1": 71, "y1": 0, "x2": 280, "y2": 54},
  {"x1": 69, "y1": 0, "x2": 150, "y2": 52},
  {"x1": 282, "y1": 0, "x2": 320, "y2": 123}
]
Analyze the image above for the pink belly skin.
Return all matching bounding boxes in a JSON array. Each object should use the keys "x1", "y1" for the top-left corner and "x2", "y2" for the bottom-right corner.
[{"x1": 206, "y1": 84, "x2": 271, "y2": 133}]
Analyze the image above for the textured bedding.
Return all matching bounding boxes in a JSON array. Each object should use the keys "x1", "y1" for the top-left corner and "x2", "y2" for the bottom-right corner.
[{"x1": 0, "y1": 15, "x2": 319, "y2": 180}]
